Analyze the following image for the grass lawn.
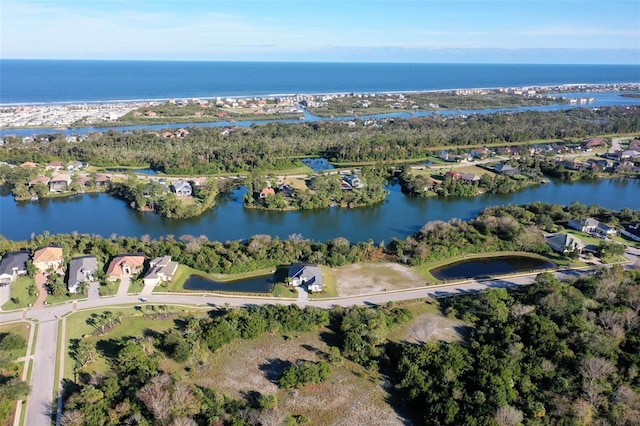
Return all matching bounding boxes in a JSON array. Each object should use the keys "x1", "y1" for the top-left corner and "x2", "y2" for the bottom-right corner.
[
  {"x1": 413, "y1": 251, "x2": 558, "y2": 283},
  {"x1": 0, "y1": 322, "x2": 32, "y2": 360},
  {"x1": 272, "y1": 283, "x2": 298, "y2": 298},
  {"x1": 128, "y1": 279, "x2": 145, "y2": 294},
  {"x1": 45, "y1": 292, "x2": 85, "y2": 306},
  {"x1": 98, "y1": 281, "x2": 119, "y2": 296},
  {"x1": 455, "y1": 165, "x2": 496, "y2": 176},
  {"x1": 309, "y1": 266, "x2": 338, "y2": 298},
  {"x1": 1, "y1": 277, "x2": 38, "y2": 310}
]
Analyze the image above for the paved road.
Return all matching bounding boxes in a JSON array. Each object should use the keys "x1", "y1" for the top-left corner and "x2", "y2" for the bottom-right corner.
[
  {"x1": 24, "y1": 317, "x2": 58, "y2": 426},
  {"x1": 0, "y1": 264, "x2": 623, "y2": 426}
]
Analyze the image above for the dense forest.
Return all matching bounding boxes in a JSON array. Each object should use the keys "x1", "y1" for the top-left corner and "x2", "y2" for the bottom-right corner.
[
  {"x1": 1, "y1": 106, "x2": 638, "y2": 175},
  {"x1": 58, "y1": 268, "x2": 640, "y2": 425}
]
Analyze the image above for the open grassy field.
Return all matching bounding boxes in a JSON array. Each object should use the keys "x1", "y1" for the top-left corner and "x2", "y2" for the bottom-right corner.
[
  {"x1": 455, "y1": 165, "x2": 497, "y2": 176},
  {"x1": 0, "y1": 321, "x2": 32, "y2": 360},
  {"x1": 64, "y1": 306, "x2": 205, "y2": 379}
]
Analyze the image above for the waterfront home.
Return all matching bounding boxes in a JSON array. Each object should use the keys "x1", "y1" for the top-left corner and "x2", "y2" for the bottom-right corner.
[
  {"x1": 49, "y1": 174, "x2": 72, "y2": 192},
  {"x1": 288, "y1": 263, "x2": 324, "y2": 293},
  {"x1": 143, "y1": 256, "x2": 178, "y2": 286},
  {"x1": 95, "y1": 174, "x2": 111, "y2": 186},
  {"x1": 546, "y1": 233, "x2": 585, "y2": 254},
  {"x1": 341, "y1": 174, "x2": 364, "y2": 190},
  {"x1": 74, "y1": 176, "x2": 92, "y2": 187},
  {"x1": 621, "y1": 224, "x2": 640, "y2": 243},
  {"x1": 259, "y1": 186, "x2": 275, "y2": 199},
  {"x1": 0, "y1": 251, "x2": 30, "y2": 285},
  {"x1": 277, "y1": 183, "x2": 294, "y2": 197},
  {"x1": 32, "y1": 246, "x2": 64, "y2": 272},
  {"x1": 568, "y1": 218, "x2": 617, "y2": 237},
  {"x1": 171, "y1": 180, "x2": 192, "y2": 197},
  {"x1": 106, "y1": 253, "x2": 146, "y2": 281},
  {"x1": 67, "y1": 256, "x2": 98, "y2": 293},
  {"x1": 494, "y1": 164, "x2": 520, "y2": 176},
  {"x1": 28, "y1": 176, "x2": 50, "y2": 187}
]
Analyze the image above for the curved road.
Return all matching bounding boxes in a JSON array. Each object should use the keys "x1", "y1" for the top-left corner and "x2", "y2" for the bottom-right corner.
[{"x1": 0, "y1": 265, "x2": 622, "y2": 426}]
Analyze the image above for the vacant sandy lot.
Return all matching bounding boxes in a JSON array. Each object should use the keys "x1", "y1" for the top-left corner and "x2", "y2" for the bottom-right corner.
[
  {"x1": 404, "y1": 312, "x2": 469, "y2": 344},
  {"x1": 197, "y1": 330, "x2": 406, "y2": 425},
  {"x1": 333, "y1": 263, "x2": 426, "y2": 296}
]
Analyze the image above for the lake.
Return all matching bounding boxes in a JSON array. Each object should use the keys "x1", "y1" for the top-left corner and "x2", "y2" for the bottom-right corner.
[
  {"x1": 431, "y1": 256, "x2": 557, "y2": 281},
  {"x1": 2, "y1": 178, "x2": 639, "y2": 243}
]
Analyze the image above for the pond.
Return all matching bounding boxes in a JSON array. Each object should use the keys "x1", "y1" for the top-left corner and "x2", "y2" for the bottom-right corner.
[
  {"x1": 430, "y1": 256, "x2": 557, "y2": 281},
  {"x1": 301, "y1": 158, "x2": 334, "y2": 172},
  {"x1": 182, "y1": 273, "x2": 275, "y2": 293},
  {"x1": 104, "y1": 168, "x2": 158, "y2": 175}
]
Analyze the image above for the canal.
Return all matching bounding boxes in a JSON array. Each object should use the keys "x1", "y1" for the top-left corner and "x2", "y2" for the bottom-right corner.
[{"x1": 2, "y1": 178, "x2": 639, "y2": 242}]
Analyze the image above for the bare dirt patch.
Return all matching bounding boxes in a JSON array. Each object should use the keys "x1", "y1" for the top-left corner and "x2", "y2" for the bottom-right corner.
[
  {"x1": 404, "y1": 312, "x2": 469, "y2": 344},
  {"x1": 195, "y1": 330, "x2": 405, "y2": 425},
  {"x1": 333, "y1": 263, "x2": 426, "y2": 297}
]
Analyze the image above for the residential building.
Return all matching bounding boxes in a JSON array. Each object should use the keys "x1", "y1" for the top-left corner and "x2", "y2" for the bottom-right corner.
[
  {"x1": 259, "y1": 187, "x2": 275, "y2": 199},
  {"x1": 106, "y1": 253, "x2": 146, "y2": 281},
  {"x1": 494, "y1": 164, "x2": 520, "y2": 176},
  {"x1": 0, "y1": 251, "x2": 30, "y2": 285},
  {"x1": 49, "y1": 174, "x2": 72, "y2": 192},
  {"x1": 143, "y1": 256, "x2": 179, "y2": 286},
  {"x1": 621, "y1": 223, "x2": 640, "y2": 243},
  {"x1": 28, "y1": 176, "x2": 50, "y2": 187},
  {"x1": 95, "y1": 174, "x2": 111, "y2": 186},
  {"x1": 171, "y1": 180, "x2": 192, "y2": 197},
  {"x1": 277, "y1": 183, "x2": 294, "y2": 197},
  {"x1": 46, "y1": 161, "x2": 64, "y2": 171},
  {"x1": 67, "y1": 256, "x2": 98, "y2": 293},
  {"x1": 546, "y1": 233, "x2": 585, "y2": 254},
  {"x1": 288, "y1": 263, "x2": 324, "y2": 293},
  {"x1": 32, "y1": 246, "x2": 64, "y2": 272},
  {"x1": 569, "y1": 217, "x2": 617, "y2": 237}
]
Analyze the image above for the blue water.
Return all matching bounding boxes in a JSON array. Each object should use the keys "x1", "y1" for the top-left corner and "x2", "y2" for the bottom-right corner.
[{"x1": 1, "y1": 60, "x2": 639, "y2": 104}]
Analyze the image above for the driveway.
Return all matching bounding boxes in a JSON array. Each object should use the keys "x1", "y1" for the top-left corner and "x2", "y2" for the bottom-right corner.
[
  {"x1": 0, "y1": 284, "x2": 10, "y2": 309},
  {"x1": 33, "y1": 272, "x2": 48, "y2": 308},
  {"x1": 116, "y1": 274, "x2": 131, "y2": 297},
  {"x1": 87, "y1": 282, "x2": 100, "y2": 300}
]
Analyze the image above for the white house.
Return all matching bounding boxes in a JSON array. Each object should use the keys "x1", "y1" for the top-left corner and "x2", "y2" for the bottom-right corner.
[
  {"x1": 143, "y1": 256, "x2": 179, "y2": 286},
  {"x1": 288, "y1": 263, "x2": 324, "y2": 293},
  {"x1": 621, "y1": 224, "x2": 640, "y2": 243},
  {"x1": 67, "y1": 256, "x2": 98, "y2": 293}
]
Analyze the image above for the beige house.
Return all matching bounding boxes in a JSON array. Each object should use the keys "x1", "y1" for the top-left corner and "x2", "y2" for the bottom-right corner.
[
  {"x1": 33, "y1": 246, "x2": 64, "y2": 272},
  {"x1": 106, "y1": 253, "x2": 146, "y2": 281}
]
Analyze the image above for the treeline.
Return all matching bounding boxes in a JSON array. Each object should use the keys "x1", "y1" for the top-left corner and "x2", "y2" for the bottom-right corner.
[
  {"x1": 387, "y1": 267, "x2": 640, "y2": 424},
  {"x1": 1, "y1": 106, "x2": 639, "y2": 174},
  {"x1": 2, "y1": 203, "x2": 639, "y2": 275}
]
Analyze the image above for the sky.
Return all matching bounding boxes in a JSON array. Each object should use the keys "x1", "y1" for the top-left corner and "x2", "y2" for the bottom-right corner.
[{"x1": 2, "y1": 0, "x2": 639, "y2": 64}]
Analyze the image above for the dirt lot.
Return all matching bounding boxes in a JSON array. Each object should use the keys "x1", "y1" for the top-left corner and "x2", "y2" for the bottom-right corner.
[
  {"x1": 404, "y1": 312, "x2": 469, "y2": 344},
  {"x1": 196, "y1": 330, "x2": 406, "y2": 425},
  {"x1": 332, "y1": 263, "x2": 426, "y2": 296}
]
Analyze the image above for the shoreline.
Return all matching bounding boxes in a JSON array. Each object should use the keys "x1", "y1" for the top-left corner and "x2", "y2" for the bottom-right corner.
[{"x1": 1, "y1": 82, "x2": 639, "y2": 108}]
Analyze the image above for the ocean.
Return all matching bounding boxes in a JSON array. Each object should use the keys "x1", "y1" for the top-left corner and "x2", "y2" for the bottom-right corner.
[{"x1": 1, "y1": 60, "x2": 639, "y2": 104}]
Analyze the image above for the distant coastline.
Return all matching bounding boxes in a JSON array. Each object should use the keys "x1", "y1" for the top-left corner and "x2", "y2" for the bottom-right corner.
[{"x1": 2, "y1": 61, "x2": 639, "y2": 105}]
